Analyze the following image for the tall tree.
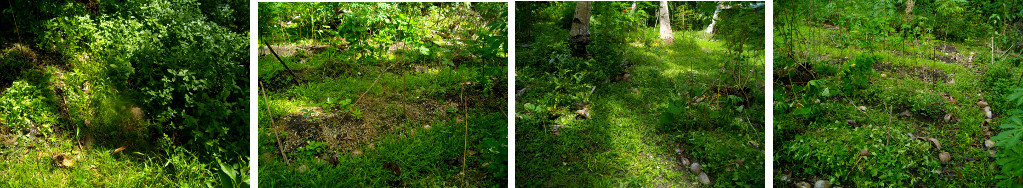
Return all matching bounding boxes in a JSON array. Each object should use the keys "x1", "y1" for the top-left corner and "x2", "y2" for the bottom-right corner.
[
  {"x1": 658, "y1": 1, "x2": 673, "y2": 43},
  {"x1": 569, "y1": 1, "x2": 592, "y2": 57}
]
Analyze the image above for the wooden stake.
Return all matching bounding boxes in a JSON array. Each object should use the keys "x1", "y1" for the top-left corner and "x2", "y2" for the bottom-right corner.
[{"x1": 260, "y1": 82, "x2": 289, "y2": 165}]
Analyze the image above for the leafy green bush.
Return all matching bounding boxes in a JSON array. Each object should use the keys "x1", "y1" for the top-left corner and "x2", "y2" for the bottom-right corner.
[
  {"x1": 993, "y1": 88, "x2": 1023, "y2": 187},
  {"x1": 0, "y1": 44, "x2": 34, "y2": 84},
  {"x1": 292, "y1": 140, "x2": 326, "y2": 159},
  {"x1": 0, "y1": 81, "x2": 58, "y2": 136},
  {"x1": 838, "y1": 54, "x2": 877, "y2": 94},
  {"x1": 40, "y1": 0, "x2": 249, "y2": 163}
]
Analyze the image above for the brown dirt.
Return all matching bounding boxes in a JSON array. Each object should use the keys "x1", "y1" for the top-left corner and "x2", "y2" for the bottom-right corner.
[
  {"x1": 873, "y1": 61, "x2": 950, "y2": 83},
  {"x1": 258, "y1": 45, "x2": 335, "y2": 57},
  {"x1": 272, "y1": 94, "x2": 452, "y2": 159}
]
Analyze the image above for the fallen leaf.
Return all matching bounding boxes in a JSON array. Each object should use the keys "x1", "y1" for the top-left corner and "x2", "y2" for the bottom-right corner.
[{"x1": 113, "y1": 146, "x2": 126, "y2": 154}]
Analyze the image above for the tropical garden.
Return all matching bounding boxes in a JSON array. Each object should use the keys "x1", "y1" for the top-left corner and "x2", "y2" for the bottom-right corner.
[
  {"x1": 256, "y1": 2, "x2": 508, "y2": 187},
  {"x1": 775, "y1": 0, "x2": 1023, "y2": 187},
  {"x1": 516, "y1": 1, "x2": 765, "y2": 187},
  {"x1": 0, "y1": 0, "x2": 249, "y2": 187}
]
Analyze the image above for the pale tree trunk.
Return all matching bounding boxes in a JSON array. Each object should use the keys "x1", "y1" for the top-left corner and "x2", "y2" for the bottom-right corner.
[
  {"x1": 569, "y1": 1, "x2": 593, "y2": 57},
  {"x1": 658, "y1": 1, "x2": 673, "y2": 43},
  {"x1": 705, "y1": 2, "x2": 723, "y2": 34},
  {"x1": 630, "y1": 1, "x2": 637, "y2": 15}
]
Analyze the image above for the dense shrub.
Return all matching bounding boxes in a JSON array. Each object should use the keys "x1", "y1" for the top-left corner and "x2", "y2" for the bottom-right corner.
[
  {"x1": 40, "y1": 0, "x2": 249, "y2": 162},
  {"x1": 0, "y1": 81, "x2": 58, "y2": 136}
]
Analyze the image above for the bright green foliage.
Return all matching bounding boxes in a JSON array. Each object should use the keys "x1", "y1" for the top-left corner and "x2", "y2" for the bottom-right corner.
[
  {"x1": 517, "y1": 1, "x2": 764, "y2": 187},
  {"x1": 0, "y1": 81, "x2": 58, "y2": 136},
  {"x1": 321, "y1": 98, "x2": 361, "y2": 119},
  {"x1": 292, "y1": 141, "x2": 326, "y2": 159},
  {"x1": 776, "y1": 0, "x2": 1021, "y2": 187},
  {"x1": 39, "y1": 0, "x2": 250, "y2": 162},
  {"x1": 1, "y1": 0, "x2": 249, "y2": 186},
  {"x1": 257, "y1": 2, "x2": 507, "y2": 186},
  {"x1": 839, "y1": 54, "x2": 878, "y2": 93},
  {"x1": 993, "y1": 88, "x2": 1023, "y2": 187}
]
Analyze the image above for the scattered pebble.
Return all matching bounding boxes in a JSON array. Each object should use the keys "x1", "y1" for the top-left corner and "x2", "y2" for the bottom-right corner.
[
  {"x1": 424, "y1": 125, "x2": 431, "y2": 129},
  {"x1": 747, "y1": 141, "x2": 760, "y2": 149},
  {"x1": 796, "y1": 181, "x2": 811, "y2": 188},
  {"x1": 989, "y1": 150, "x2": 997, "y2": 156},
  {"x1": 814, "y1": 180, "x2": 831, "y2": 188},
  {"x1": 857, "y1": 106, "x2": 867, "y2": 112},
  {"x1": 927, "y1": 138, "x2": 941, "y2": 150},
  {"x1": 985, "y1": 140, "x2": 995, "y2": 148},
  {"x1": 690, "y1": 162, "x2": 702, "y2": 174},
  {"x1": 780, "y1": 171, "x2": 791, "y2": 182},
  {"x1": 898, "y1": 110, "x2": 912, "y2": 117},
  {"x1": 697, "y1": 172, "x2": 711, "y2": 184},
  {"x1": 575, "y1": 108, "x2": 591, "y2": 119},
  {"x1": 939, "y1": 152, "x2": 951, "y2": 163},
  {"x1": 298, "y1": 164, "x2": 308, "y2": 173},
  {"x1": 984, "y1": 107, "x2": 992, "y2": 119},
  {"x1": 678, "y1": 157, "x2": 690, "y2": 166},
  {"x1": 551, "y1": 124, "x2": 564, "y2": 136}
]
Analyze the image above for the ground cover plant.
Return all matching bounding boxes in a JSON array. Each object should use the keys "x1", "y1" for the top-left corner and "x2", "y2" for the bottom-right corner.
[
  {"x1": 256, "y1": 2, "x2": 508, "y2": 187},
  {"x1": 516, "y1": 1, "x2": 765, "y2": 187},
  {"x1": 0, "y1": 0, "x2": 249, "y2": 187},
  {"x1": 775, "y1": 0, "x2": 1023, "y2": 187}
]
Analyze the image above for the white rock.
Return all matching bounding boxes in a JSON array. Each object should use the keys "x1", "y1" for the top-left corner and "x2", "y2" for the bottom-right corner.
[
  {"x1": 697, "y1": 172, "x2": 712, "y2": 184},
  {"x1": 796, "y1": 181, "x2": 811, "y2": 188},
  {"x1": 814, "y1": 180, "x2": 831, "y2": 188},
  {"x1": 939, "y1": 152, "x2": 951, "y2": 163},
  {"x1": 690, "y1": 162, "x2": 702, "y2": 174},
  {"x1": 985, "y1": 140, "x2": 995, "y2": 148}
]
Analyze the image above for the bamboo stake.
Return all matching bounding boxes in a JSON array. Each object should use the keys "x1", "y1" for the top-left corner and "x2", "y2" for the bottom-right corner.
[{"x1": 260, "y1": 82, "x2": 289, "y2": 165}]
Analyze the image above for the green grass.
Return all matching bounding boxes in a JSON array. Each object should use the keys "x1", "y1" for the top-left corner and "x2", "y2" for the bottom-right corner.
[
  {"x1": 774, "y1": 22, "x2": 1021, "y2": 187},
  {"x1": 516, "y1": 25, "x2": 766, "y2": 187},
  {"x1": 257, "y1": 37, "x2": 508, "y2": 186}
]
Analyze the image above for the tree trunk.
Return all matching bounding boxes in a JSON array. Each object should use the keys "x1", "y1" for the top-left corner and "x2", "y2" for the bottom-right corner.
[
  {"x1": 658, "y1": 1, "x2": 673, "y2": 43},
  {"x1": 569, "y1": 1, "x2": 592, "y2": 57},
  {"x1": 706, "y1": 3, "x2": 723, "y2": 34},
  {"x1": 630, "y1": 1, "x2": 637, "y2": 15}
]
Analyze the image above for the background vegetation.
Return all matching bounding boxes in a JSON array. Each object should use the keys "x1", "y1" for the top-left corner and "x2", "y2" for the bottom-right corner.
[
  {"x1": 775, "y1": 0, "x2": 1023, "y2": 187},
  {"x1": 516, "y1": 1, "x2": 765, "y2": 187},
  {"x1": 0, "y1": 0, "x2": 249, "y2": 186},
  {"x1": 256, "y1": 2, "x2": 508, "y2": 187}
]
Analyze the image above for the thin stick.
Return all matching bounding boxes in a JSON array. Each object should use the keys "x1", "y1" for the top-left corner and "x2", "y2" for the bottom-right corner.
[
  {"x1": 262, "y1": 39, "x2": 301, "y2": 84},
  {"x1": 260, "y1": 82, "x2": 289, "y2": 165},
  {"x1": 461, "y1": 82, "x2": 468, "y2": 187},
  {"x1": 847, "y1": 156, "x2": 864, "y2": 178},
  {"x1": 354, "y1": 59, "x2": 399, "y2": 105},
  {"x1": 8, "y1": 0, "x2": 22, "y2": 43}
]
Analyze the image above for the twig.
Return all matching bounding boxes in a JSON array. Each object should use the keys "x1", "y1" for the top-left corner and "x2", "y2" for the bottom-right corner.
[
  {"x1": 262, "y1": 39, "x2": 301, "y2": 84},
  {"x1": 461, "y1": 82, "x2": 468, "y2": 188},
  {"x1": 354, "y1": 59, "x2": 399, "y2": 105},
  {"x1": 846, "y1": 156, "x2": 865, "y2": 178},
  {"x1": 7, "y1": 0, "x2": 22, "y2": 43},
  {"x1": 260, "y1": 82, "x2": 289, "y2": 165}
]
